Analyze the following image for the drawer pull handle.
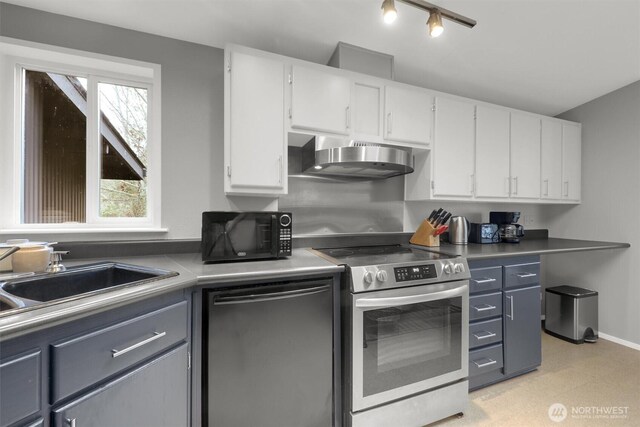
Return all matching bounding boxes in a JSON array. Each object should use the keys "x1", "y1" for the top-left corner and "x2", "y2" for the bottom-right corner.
[
  {"x1": 473, "y1": 278, "x2": 496, "y2": 284},
  {"x1": 473, "y1": 331, "x2": 497, "y2": 340},
  {"x1": 472, "y1": 304, "x2": 496, "y2": 312},
  {"x1": 516, "y1": 273, "x2": 537, "y2": 278},
  {"x1": 112, "y1": 331, "x2": 166, "y2": 358},
  {"x1": 66, "y1": 419, "x2": 76, "y2": 427},
  {"x1": 473, "y1": 358, "x2": 497, "y2": 368}
]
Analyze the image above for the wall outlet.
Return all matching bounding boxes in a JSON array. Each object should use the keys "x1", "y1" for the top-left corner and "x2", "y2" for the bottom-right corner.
[{"x1": 524, "y1": 215, "x2": 535, "y2": 226}]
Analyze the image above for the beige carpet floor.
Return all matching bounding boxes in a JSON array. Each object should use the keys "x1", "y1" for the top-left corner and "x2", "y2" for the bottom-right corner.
[{"x1": 434, "y1": 332, "x2": 640, "y2": 426}]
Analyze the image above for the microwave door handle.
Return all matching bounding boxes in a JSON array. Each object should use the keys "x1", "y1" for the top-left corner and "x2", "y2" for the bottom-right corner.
[
  {"x1": 355, "y1": 285, "x2": 466, "y2": 308},
  {"x1": 271, "y1": 214, "x2": 279, "y2": 256}
]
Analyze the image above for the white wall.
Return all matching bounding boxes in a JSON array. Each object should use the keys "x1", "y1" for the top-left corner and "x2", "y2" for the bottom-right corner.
[
  {"x1": 542, "y1": 81, "x2": 640, "y2": 346},
  {"x1": 0, "y1": 2, "x2": 276, "y2": 241}
]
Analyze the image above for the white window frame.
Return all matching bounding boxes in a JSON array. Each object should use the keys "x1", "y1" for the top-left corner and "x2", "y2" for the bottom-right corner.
[{"x1": 0, "y1": 37, "x2": 164, "y2": 234}]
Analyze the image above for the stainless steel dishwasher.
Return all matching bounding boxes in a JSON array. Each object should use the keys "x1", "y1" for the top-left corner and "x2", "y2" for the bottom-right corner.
[{"x1": 204, "y1": 278, "x2": 335, "y2": 427}]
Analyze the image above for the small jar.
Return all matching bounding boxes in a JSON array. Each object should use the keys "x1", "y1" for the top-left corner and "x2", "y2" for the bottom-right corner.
[{"x1": 12, "y1": 245, "x2": 52, "y2": 273}]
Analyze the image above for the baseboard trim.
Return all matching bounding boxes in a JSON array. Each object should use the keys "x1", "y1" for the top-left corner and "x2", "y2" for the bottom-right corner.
[{"x1": 598, "y1": 332, "x2": 640, "y2": 351}]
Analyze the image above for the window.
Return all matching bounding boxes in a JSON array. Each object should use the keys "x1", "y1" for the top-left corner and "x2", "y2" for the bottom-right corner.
[{"x1": 0, "y1": 39, "x2": 162, "y2": 232}]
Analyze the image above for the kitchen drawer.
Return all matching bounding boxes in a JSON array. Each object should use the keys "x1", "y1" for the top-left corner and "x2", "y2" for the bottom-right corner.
[
  {"x1": 504, "y1": 262, "x2": 540, "y2": 289},
  {"x1": 469, "y1": 344, "x2": 503, "y2": 377},
  {"x1": 469, "y1": 266, "x2": 502, "y2": 294},
  {"x1": 469, "y1": 318, "x2": 503, "y2": 349},
  {"x1": 51, "y1": 300, "x2": 188, "y2": 403},
  {"x1": 0, "y1": 350, "x2": 41, "y2": 427},
  {"x1": 469, "y1": 292, "x2": 502, "y2": 321}
]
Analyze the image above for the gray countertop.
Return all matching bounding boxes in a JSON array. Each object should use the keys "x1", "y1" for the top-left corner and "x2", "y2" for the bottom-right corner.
[
  {"x1": 0, "y1": 237, "x2": 628, "y2": 340},
  {"x1": 414, "y1": 238, "x2": 630, "y2": 260},
  {"x1": 171, "y1": 249, "x2": 344, "y2": 287},
  {"x1": 0, "y1": 249, "x2": 343, "y2": 340}
]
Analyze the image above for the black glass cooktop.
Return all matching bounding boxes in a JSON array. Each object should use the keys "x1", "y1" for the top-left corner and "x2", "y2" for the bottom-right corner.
[{"x1": 313, "y1": 244, "x2": 448, "y2": 267}]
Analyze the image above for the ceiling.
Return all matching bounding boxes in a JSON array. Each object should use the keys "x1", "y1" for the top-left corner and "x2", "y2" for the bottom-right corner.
[{"x1": 4, "y1": 0, "x2": 640, "y2": 116}]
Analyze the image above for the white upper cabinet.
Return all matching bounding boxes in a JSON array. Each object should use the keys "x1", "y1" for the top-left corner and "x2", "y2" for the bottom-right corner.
[
  {"x1": 475, "y1": 105, "x2": 511, "y2": 198},
  {"x1": 540, "y1": 119, "x2": 563, "y2": 200},
  {"x1": 352, "y1": 81, "x2": 382, "y2": 140},
  {"x1": 510, "y1": 112, "x2": 541, "y2": 199},
  {"x1": 225, "y1": 50, "x2": 286, "y2": 196},
  {"x1": 384, "y1": 85, "x2": 432, "y2": 147},
  {"x1": 562, "y1": 123, "x2": 581, "y2": 201},
  {"x1": 432, "y1": 97, "x2": 475, "y2": 197},
  {"x1": 290, "y1": 65, "x2": 351, "y2": 135}
]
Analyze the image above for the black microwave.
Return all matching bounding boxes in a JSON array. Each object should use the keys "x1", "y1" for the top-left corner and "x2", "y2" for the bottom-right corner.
[{"x1": 201, "y1": 211, "x2": 292, "y2": 263}]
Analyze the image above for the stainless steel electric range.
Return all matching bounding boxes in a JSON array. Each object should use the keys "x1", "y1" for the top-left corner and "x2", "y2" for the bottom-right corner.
[{"x1": 312, "y1": 245, "x2": 470, "y2": 427}]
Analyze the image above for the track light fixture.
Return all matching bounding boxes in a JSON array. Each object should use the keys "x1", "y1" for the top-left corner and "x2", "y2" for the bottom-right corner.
[
  {"x1": 427, "y1": 10, "x2": 444, "y2": 37},
  {"x1": 381, "y1": 0, "x2": 476, "y2": 37},
  {"x1": 381, "y1": 0, "x2": 397, "y2": 24}
]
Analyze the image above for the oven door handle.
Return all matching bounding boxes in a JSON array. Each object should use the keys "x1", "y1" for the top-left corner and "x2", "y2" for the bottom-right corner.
[{"x1": 355, "y1": 285, "x2": 466, "y2": 308}]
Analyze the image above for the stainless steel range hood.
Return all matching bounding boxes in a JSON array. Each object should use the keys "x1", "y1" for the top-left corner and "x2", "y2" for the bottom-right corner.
[{"x1": 300, "y1": 136, "x2": 414, "y2": 180}]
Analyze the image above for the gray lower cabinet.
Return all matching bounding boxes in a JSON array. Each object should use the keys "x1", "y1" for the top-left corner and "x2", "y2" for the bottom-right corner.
[
  {"x1": 503, "y1": 286, "x2": 542, "y2": 375},
  {"x1": 468, "y1": 256, "x2": 541, "y2": 390},
  {"x1": 52, "y1": 343, "x2": 189, "y2": 427},
  {"x1": 0, "y1": 350, "x2": 41, "y2": 427},
  {"x1": 0, "y1": 291, "x2": 189, "y2": 427}
]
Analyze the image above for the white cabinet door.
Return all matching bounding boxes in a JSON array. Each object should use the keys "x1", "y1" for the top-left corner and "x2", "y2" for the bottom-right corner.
[
  {"x1": 510, "y1": 113, "x2": 541, "y2": 199},
  {"x1": 432, "y1": 97, "x2": 475, "y2": 197},
  {"x1": 290, "y1": 65, "x2": 351, "y2": 135},
  {"x1": 541, "y1": 119, "x2": 563, "y2": 200},
  {"x1": 352, "y1": 82, "x2": 382, "y2": 140},
  {"x1": 475, "y1": 105, "x2": 510, "y2": 198},
  {"x1": 562, "y1": 123, "x2": 581, "y2": 201},
  {"x1": 225, "y1": 51, "x2": 286, "y2": 195},
  {"x1": 384, "y1": 85, "x2": 432, "y2": 146}
]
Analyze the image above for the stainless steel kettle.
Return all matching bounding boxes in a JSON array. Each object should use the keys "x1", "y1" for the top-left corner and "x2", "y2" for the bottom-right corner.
[{"x1": 449, "y1": 216, "x2": 470, "y2": 245}]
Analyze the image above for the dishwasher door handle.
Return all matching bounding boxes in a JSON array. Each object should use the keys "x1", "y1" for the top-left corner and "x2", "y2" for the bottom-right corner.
[{"x1": 213, "y1": 285, "x2": 331, "y2": 305}]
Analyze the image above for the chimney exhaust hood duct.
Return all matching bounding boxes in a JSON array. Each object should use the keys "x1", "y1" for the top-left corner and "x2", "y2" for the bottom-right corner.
[{"x1": 300, "y1": 136, "x2": 414, "y2": 180}]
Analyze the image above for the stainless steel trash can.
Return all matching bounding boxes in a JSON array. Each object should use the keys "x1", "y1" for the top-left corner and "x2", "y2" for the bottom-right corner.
[{"x1": 545, "y1": 285, "x2": 598, "y2": 344}]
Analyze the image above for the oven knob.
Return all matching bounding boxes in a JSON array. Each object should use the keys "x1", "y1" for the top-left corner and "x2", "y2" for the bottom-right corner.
[
  {"x1": 376, "y1": 270, "x2": 388, "y2": 283},
  {"x1": 454, "y1": 263, "x2": 465, "y2": 273},
  {"x1": 363, "y1": 271, "x2": 374, "y2": 285},
  {"x1": 443, "y1": 263, "x2": 454, "y2": 275}
]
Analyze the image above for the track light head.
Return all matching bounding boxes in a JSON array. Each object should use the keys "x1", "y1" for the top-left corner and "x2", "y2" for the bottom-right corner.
[
  {"x1": 427, "y1": 10, "x2": 444, "y2": 37},
  {"x1": 381, "y1": 0, "x2": 397, "y2": 24}
]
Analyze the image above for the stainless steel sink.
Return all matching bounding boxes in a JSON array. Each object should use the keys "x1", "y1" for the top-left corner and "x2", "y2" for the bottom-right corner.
[{"x1": 0, "y1": 262, "x2": 178, "y2": 314}]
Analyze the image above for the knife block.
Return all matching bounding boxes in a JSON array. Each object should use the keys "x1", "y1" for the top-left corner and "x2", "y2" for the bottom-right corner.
[{"x1": 410, "y1": 219, "x2": 440, "y2": 247}]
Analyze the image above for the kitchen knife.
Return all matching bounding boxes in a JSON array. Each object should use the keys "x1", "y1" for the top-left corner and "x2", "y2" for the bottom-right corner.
[
  {"x1": 427, "y1": 209, "x2": 438, "y2": 222},
  {"x1": 432, "y1": 208, "x2": 444, "y2": 222},
  {"x1": 433, "y1": 210, "x2": 449, "y2": 227},
  {"x1": 438, "y1": 212, "x2": 452, "y2": 227}
]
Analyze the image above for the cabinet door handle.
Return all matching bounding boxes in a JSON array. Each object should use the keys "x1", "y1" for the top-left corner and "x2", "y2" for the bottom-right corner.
[
  {"x1": 473, "y1": 331, "x2": 497, "y2": 340},
  {"x1": 544, "y1": 179, "x2": 549, "y2": 196},
  {"x1": 111, "y1": 331, "x2": 166, "y2": 358},
  {"x1": 66, "y1": 419, "x2": 76, "y2": 427},
  {"x1": 506, "y1": 295, "x2": 514, "y2": 321},
  {"x1": 387, "y1": 112, "x2": 393, "y2": 134},
  {"x1": 512, "y1": 176, "x2": 518, "y2": 195},
  {"x1": 505, "y1": 177, "x2": 510, "y2": 195},
  {"x1": 473, "y1": 358, "x2": 497, "y2": 368},
  {"x1": 564, "y1": 181, "x2": 569, "y2": 197},
  {"x1": 516, "y1": 273, "x2": 537, "y2": 278},
  {"x1": 346, "y1": 106, "x2": 351, "y2": 129},
  {"x1": 472, "y1": 304, "x2": 496, "y2": 312},
  {"x1": 472, "y1": 278, "x2": 496, "y2": 284},
  {"x1": 469, "y1": 174, "x2": 475, "y2": 194},
  {"x1": 278, "y1": 156, "x2": 283, "y2": 184}
]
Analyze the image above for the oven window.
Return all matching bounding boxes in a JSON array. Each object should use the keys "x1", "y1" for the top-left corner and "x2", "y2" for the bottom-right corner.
[{"x1": 362, "y1": 297, "x2": 463, "y2": 397}]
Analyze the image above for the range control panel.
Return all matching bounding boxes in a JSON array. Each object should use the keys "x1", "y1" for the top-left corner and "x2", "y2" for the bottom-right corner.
[{"x1": 394, "y1": 265, "x2": 438, "y2": 282}]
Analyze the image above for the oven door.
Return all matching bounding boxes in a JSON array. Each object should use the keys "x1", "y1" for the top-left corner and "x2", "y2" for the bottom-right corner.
[{"x1": 351, "y1": 280, "x2": 469, "y2": 412}]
